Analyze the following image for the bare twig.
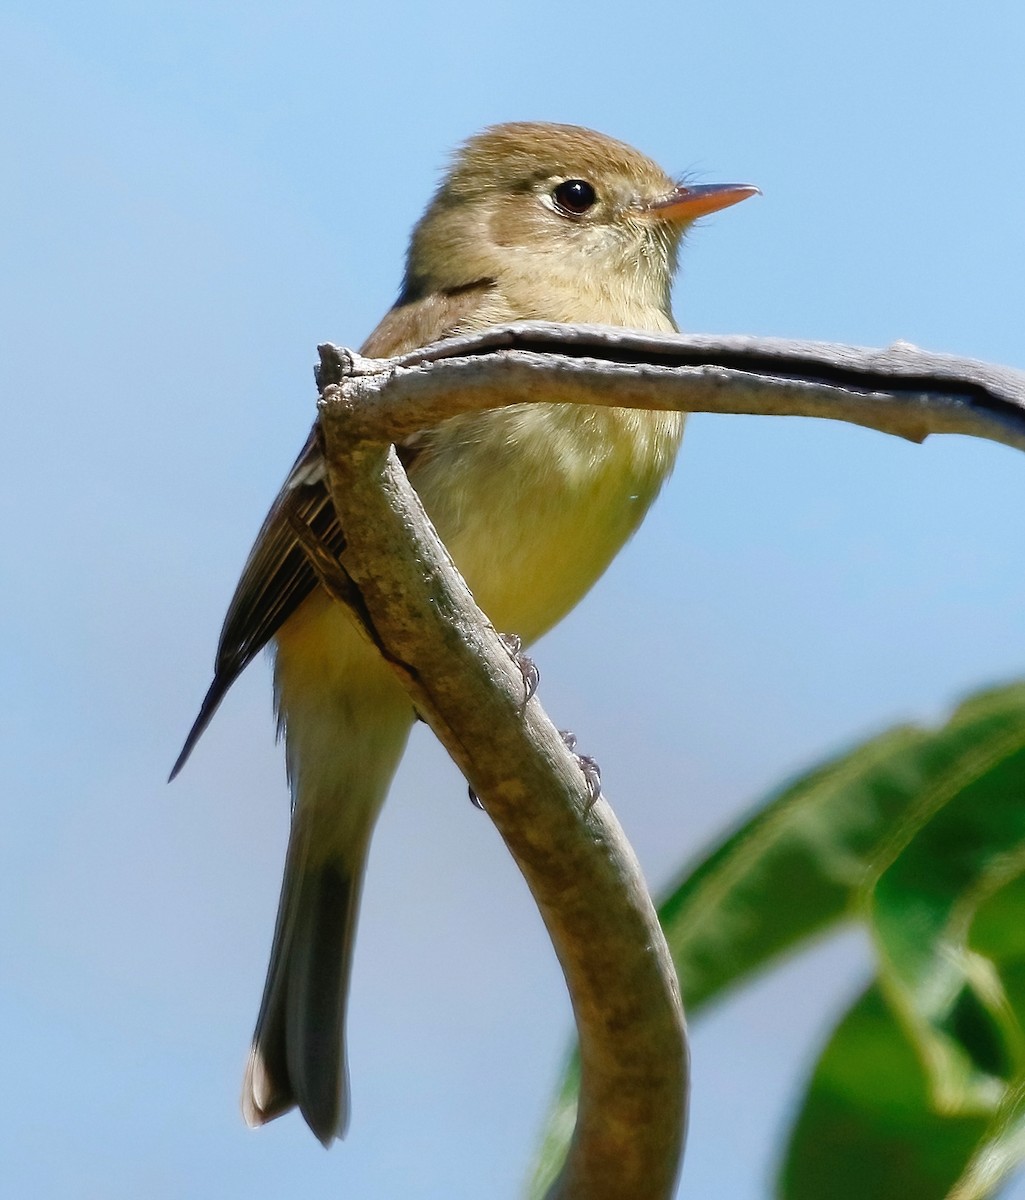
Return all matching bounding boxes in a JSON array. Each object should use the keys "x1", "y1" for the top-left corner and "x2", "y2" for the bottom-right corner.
[{"x1": 318, "y1": 322, "x2": 1025, "y2": 454}]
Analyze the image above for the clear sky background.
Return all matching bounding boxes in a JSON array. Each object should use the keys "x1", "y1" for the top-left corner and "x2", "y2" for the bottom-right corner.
[{"x1": 3, "y1": 2, "x2": 1024, "y2": 1197}]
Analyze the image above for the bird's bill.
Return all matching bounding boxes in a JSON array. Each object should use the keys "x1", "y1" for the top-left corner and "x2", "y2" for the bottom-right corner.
[{"x1": 645, "y1": 182, "x2": 760, "y2": 222}]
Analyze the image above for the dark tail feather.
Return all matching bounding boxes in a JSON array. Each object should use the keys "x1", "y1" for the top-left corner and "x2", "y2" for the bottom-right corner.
[{"x1": 242, "y1": 839, "x2": 364, "y2": 1144}]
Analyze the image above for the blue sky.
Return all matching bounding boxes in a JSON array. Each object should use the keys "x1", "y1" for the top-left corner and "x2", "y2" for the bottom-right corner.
[{"x1": 2, "y1": 2, "x2": 1024, "y2": 1197}]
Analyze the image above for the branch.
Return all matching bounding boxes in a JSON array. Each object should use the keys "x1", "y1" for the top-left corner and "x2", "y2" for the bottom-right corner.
[
  {"x1": 315, "y1": 386, "x2": 687, "y2": 1200},
  {"x1": 320, "y1": 322, "x2": 1025, "y2": 454},
  {"x1": 310, "y1": 324, "x2": 1024, "y2": 1200}
]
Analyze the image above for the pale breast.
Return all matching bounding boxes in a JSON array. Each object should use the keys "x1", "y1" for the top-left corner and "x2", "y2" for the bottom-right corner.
[{"x1": 409, "y1": 402, "x2": 684, "y2": 642}]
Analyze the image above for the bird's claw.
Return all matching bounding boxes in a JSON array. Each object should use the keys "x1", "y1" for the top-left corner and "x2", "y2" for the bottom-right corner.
[
  {"x1": 500, "y1": 633, "x2": 539, "y2": 704},
  {"x1": 469, "y1": 733, "x2": 602, "y2": 812},
  {"x1": 468, "y1": 633, "x2": 538, "y2": 809},
  {"x1": 559, "y1": 730, "x2": 602, "y2": 810}
]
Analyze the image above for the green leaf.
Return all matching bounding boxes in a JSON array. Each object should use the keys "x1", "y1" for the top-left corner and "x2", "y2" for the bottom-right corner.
[
  {"x1": 944, "y1": 873, "x2": 1025, "y2": 1198},
  {"x1": 863, "y1": 687, "x2": 1025, "y2": 1113},
  {"x1": 946, "y1": 1079, "x2": 1025, "y2": 1200},
  {"x1": 527, "y1": 1054, "x2": 579, "y2": 1200},
  {"x1": 780, "y1": 985, "x2": 989, "y2": 1200},
  {"x1": 669, "y1": 683, "x2": 1025, "y2": 1020},
  {"x1": 660, "y1": 727, "x2": 926, "y2": 1013}
]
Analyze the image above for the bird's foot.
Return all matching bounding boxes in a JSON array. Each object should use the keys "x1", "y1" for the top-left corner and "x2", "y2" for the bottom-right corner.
[
  {"x1": 500, "y1": 633, "x2": 539, "y2": 705},
  {"x1": 559, "y1": 730, "x2": 602, "y2": 811},
  {"x1": 467, "y1": 634, "x2": 537, "y2": 810},
  {"x1": 469, "y1": 732, "x2": 602, "y2": 812}
]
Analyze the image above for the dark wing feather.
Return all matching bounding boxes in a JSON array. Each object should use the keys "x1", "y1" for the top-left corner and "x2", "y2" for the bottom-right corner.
[
  {"x1": 170, "y1": 430, "x2": 341, "y2": 778},
  {"x1": 170, "y1": 281, "x2": 501, "y2": 779}
]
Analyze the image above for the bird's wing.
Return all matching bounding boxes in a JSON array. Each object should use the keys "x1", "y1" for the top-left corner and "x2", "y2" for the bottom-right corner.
[
  {"x1": 170, "y1": 429, "x2": 338, "y2": 778},
  {"x1": 171, "y1": 281, "x2": 502, "y2": 778}
]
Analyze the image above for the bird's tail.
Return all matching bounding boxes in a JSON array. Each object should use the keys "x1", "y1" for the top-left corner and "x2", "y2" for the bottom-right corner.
[
  {"x1": 241, "y1": 822, "x2": 369, "y2": 1145},
  {"x1": 242, "y1": 595, "x2": 414, "y2": 1143}
]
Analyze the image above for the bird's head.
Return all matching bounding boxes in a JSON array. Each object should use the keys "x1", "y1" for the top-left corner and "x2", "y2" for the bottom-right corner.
[{"x1": 401, "y1": 121, "x2": 757, "y2": 327}]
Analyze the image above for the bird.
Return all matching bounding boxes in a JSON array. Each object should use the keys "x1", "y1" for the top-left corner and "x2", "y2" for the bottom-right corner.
[{"x1": 171, "y1": 121, "x2": 757, "y2": 1145}]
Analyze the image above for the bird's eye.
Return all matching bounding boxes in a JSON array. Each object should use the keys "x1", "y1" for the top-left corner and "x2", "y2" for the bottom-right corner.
[{"x1": 552, "y1": 179, "x2": 597, "y2": 216}]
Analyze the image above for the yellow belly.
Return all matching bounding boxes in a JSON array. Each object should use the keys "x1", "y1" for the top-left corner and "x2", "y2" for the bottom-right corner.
[
  {"x1": 275, "y1": 399, "x2": 684, "y2": 753},
  {"x1": 410, "y1": 402, "x2": 684, "y2": 641}
]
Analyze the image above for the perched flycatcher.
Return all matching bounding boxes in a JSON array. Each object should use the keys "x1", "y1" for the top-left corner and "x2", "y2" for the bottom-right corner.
[{"x1": 173, "y1": 122, "x2": 757, "y2": 1144}]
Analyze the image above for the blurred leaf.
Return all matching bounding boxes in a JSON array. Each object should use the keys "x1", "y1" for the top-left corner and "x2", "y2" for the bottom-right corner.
[
  {"x1": 671, "y1": 683, "x2": 1025, "y2": 1018},
  {"x1": 947, "y1": 1079, "x2": 1025, "y2": 1200},
  {"x1": 528, "y1": 1054, "x2": 579, "y2": 1199},
  {"x1": 945, "y1": 872, "x2": 1025, "y2": 1199},
  {"x1": 780, "y1": 985, "x2": 989, "y2": 1200},
  {"x1": 863, "y1": 686, "x2": 1025, "y2": 1114}
]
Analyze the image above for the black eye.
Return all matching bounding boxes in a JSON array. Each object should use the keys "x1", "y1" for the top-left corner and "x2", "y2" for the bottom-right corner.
[{"x1": 552, "y1": 178, "x2": 597, "y2": 215}]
